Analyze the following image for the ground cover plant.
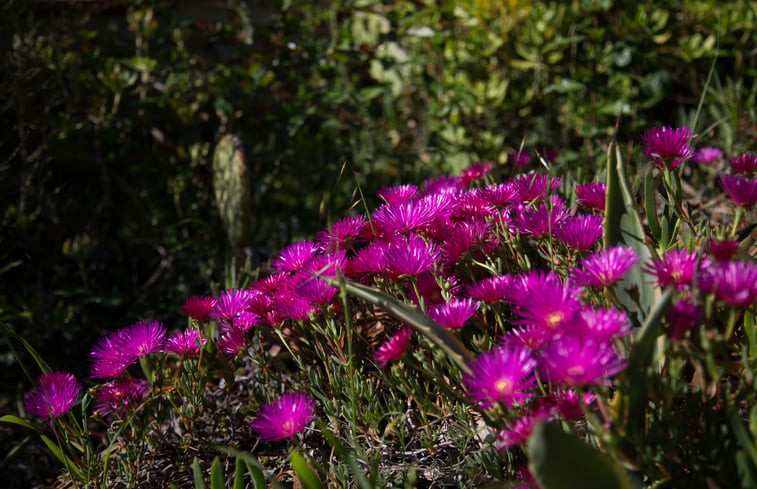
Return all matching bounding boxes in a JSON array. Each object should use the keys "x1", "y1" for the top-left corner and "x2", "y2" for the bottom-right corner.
[{"x1": 4, "y1": 120, "x2": 757, "y2": 488}]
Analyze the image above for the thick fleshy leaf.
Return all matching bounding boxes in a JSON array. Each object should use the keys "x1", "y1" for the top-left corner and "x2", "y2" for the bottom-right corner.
[
  {"x1": 527, "y1": 423, "x2": 638, "y2": 489},
  {"x1": 210, "y1": 457, "x2": 224, "y2": 489},
  {"x1": 290, "y1": 450, "x2": 323, "y2": 489},
  {"x1": 604, "y1": 138, "x2": 660, "y2": 326}
]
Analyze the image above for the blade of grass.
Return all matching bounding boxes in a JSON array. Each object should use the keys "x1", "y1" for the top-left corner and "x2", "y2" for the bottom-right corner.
[
  {"x1": 289, "y1": 450, "x2": 323, "y2": 489},
  {"x1": 192, "y1": 457, "x2": 207, "y2": 489}
]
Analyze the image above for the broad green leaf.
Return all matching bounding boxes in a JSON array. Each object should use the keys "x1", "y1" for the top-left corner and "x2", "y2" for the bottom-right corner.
[
  {"x1": 622, "y1": 287, "x2": 672, "y2": 441},
  {"x1": 41, "y1": 435, "x2": 83, "y2": 481},
  {"x1": 233, "y1": 458, "x2": 245, "y2": 489},
  {"x1": 289, "y1": 450, "x2": 323, "y2": 489},
  {"x1": 210, "y1": 457, "x2": 224, "y2": 489},
  {"x1": 604, "y1": 138, "x2": 660, "y2": 326},
  {"x1": 193, "y1": 457, "x2": 207, "y2": 489},
  {"x1": 329, "y1": 278, "x2": 474, "y2": 374},
  {"x1": 527, "y1": 423, "x2": 638, "y2": 489},
  {"x1": 643, "y1": 169, "x2": 661, "y2": 243},
  {"x1": 0, "y1": 414, "x2": 36, "y2": 431}
]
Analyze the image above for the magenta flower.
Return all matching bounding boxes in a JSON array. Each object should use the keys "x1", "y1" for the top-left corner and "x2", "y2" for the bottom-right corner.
[
  {"x1": 441, "y1": 219, "x2": 498, "y2": 265},
  {"x1": 345, "y1": 242, "x2": 388, "y2": 279},
  {"x1": 463, "y1": 345, "x2": 537, "y2": 409},
  {"x1": 575, "y1": 182, "x2": 607, "y2": 212},
  {"x1": 510, "y1": 151, "x2": 531, "y2": 169},
  {"x1": 513, "y1": 197, "x2": 569, "y2": 239},
  {"x1": 272, "y1": 241, "x2": 319, "y2": 274},
  {"x1": 729, "y1": 153, "x2": 757, "y2": 175},
  {"x1": 316, "y1": 215, "x2": 367, "y2": 252},
  {"x1": 377, "y1": 184, "x2": 419, "y2": 204},
  {"x1": 165, "y1": 328, "x2": 207, "y2": 356},
  {"x1": 296, "y1": 278, "x2": 338, "y2": 307},
  {"x1": 375, "y1": 327, "x2": 413, "y2": 367},
  {"x1": 512, "y1": 173, "x2": 561, "y2": 203},
  {"x1": 94, "y1": 378, "x2": 150, "y2": 418},
  {"x1": 272, "y1": 291, "x2": 315, "y2": 321},
  {"x1": 501, "y1": 325, "x2": 551, "y2": 351},
  {"x1": 459, "y1": 161, "x2": 494, "y2": 187},
  {"x1": 570, "y1": 307, "x2": 631, "y2": 342},
  {"x1": 251, "y1": 392, "x2": 315, "y2": 441},
  {"x1": 640, "y1": 126, "x2": 694, "y2": 169},
  {"x1": 571, "y1": 245, "x2": 639, "y2": 288},
  {"x1": 407, "y1": 273, "x2": 461, "y2": 306},
  {"x1": 556, "y1": 389, "x2": 597, "y2": 421},
  {"x1": 217, "y1": 328, "x2": 248, "y2": 357},
  {"x1": 644, "y1": 248, "x2": 705, "y2": 290},
  {"x1": 467, "y1": 275, "x2": 511, "y2": 303},
  {"x1": 540, "y1": 336, "x2": 626, "y2": 388},
  {"x1": 481, "y1": 183, "x2": 517, "y2": 208},
  {"x1": 373, "y1": 200, "x2": 434, "y2": 234},
  {"x1": 181, "y1": 296, "x2": 216, "y2": 321},
  {"x1": 90, "y1": 331, "x2": 133, "y2": 379},
  {"x1": 553, "y1": 214, "x2": 604, "y2": 250},
  {"x1": 497, "y1": 409, "x2": 553, "y2": 451},
  {"x1": 508, "y1": 272, "x2": 582, "y2": 332},
  {"x1": 449, "y1": 190, "x2": 497, "y2": 222},
  {"x1": 211, "y1": 289, "x2": 255, "y2": 321},
  {"x1": 719, "y1": 174, "x2": 757, "y2": 209},
  {"x1": 421, "y1": 175, "x2": 465, "y2": 196},
  {"x1": 693, "y1": 147, "x2": 723, "y2": 165},
  {"x1": 429, "y1": 298, "x2": 480, "y2": 330},
  {"x1": 699, "y1": 260, "x2": 757, "y2": 308},
  {"x1": 667, "y1": 298, "x2": 702, "y2": 340},
  {"x1": 117, "y1": 320, "x2": 166, "y2": 360},
  {"x1": 24, "y1": 372, "x2": 81, "y2": 421},
  {"x1": 384, "y1": 235, "x2": 440, "y2": 278},
  {"x1": 708, "y1": 239, "x2": 740, "y2": 262}
]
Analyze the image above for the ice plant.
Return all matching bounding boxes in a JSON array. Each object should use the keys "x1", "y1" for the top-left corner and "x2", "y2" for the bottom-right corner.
[
  {"x1": 553, "y1": 214, "x2": 603, "y2": 250},
  {"x1": 24, "y1": 372, "x2": 81, "y2": 421},
  {"x1": 512, "y1": 173, "x2": 561, "y2": 203},
  {"x1": 729, "y1": 153, "x2": 757, "y2": 175},
  {"x1": 90, "y1": 331, "x2": 133, "y2": 379},
  {"x1": 94, "y1": 378, "x2": 150, "y2": 418},
  {"x1": 272, "y1": 241, "x2": 319, "y2": 274},
  {"x1": 459, "y1": 161, "x2": 493, "y2": 186},
  {"x1": 463, "y1": 345, "x2": 537, "y2": 409},
  {"x1": 640, "y1": 126, "x2": 694, "y2": 169},
  {"x1": 667, "y1": 298, "x2": 702, "y2": 340},
  {"x1": 250, "y1": 392, "x2": 315, "y2": 441},
  {"x1": 699, "y1": 260, "x2": 757, "y2": 308},
  {"x1": 211, "y1": 289, "x2": 255, "y2": 321},
  {"x1": 540, "y1": 336, "x2": 626, "y2": 388},
  {"x1": 373, "y1": 200, "x2": 434, "y2": 234},
  {"x1": 719, "y1": 174, "x2": 757, "y2": 209},
  {"x1": 571, "y1": 245, "x2": 639, "y2": 288},
  {"x1": 164, "y1": 328, "x2": 207, "y2": 356},
  {"x1": 383, "y1": 234, "x2": 440, "y2": 278},
  {"x1": 644, "y1": 248, "x2": 704, "y2": 290},
  {"x1": 575, "y1": 182, "x2": 606, "y2": 212},
  {"x1": 693, "y1": 147, "x2": 723, "y2": 165},
  {"x1": 117, "y1": 319, "x2": 166, "y2": 360},
  {"x1": 467, "y1": 275, "x2": 511, "y2": 303},
  {"x1": 510, "y1": 151, "x2": 531, "y2": 169},
  {"x1": 428, "y1": 298, "x2": 480, "y2": 330},
  {"x1": 570, "y1": 307, "x2": 631, "y2": 342},
  {"x1": 181, "y1": 296, "x2": 216, "y2": 322},
  {"x1": 377, "y1": 184, "x2": 419, "y2": 204},
  {"x1": 374, "y1": 327, "x2": 413, "y2": 367},
  {"x1": 316, "y1": 215, "x2": 367, "y2": 252}
]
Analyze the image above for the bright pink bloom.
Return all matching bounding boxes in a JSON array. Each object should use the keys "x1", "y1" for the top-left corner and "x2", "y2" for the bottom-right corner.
[
  {"x1": 511, "y1": 173, "x2": 561, "y2": 203},
  {"x1": 181, "y1": 296, "x2": 216, "y2": 321},
  {"x1": 211, "y1": 289, "x2": 255, "y2": 321},
  {"x1": 116, "y1": 319, "x2": 166, "y2": 360},
  {"x1": 508, "y1": 272, "x2": 582, "y2": 332},
  {"x1": 375, "y1": 327, "x2": 413, "y2": 367},
  {"x1": 640, "y1": 126, "x2": 694, "y2": 169},
  {"x1": 345, "y1": 242, "x2": 388, "y2": 279},
  {"x1": 463, "y1": 346, "x2": 537, "y2": 409},
  {"x1": 217, "y1": 328, "x2": 248, "y2": 357},
  {"x1": 540, "y1": 336, "x2": 626, "y2": 388},
  {"x1": 699, "y1": 260, "x2": 757, "y2": 308},
  {"x1": 513, "y1": 197, "x2": 569, "y2": 239},
  {"x1": 407, "y1": 273, "x2": 461, "y2": 306},
  {"x1": 569, "y1": 307, "x2": 631, "y2": 342},
  {"x1": 467, "y1": 275, "x2": 511, "y2": 303},
  {"x1": 272, "y1": 241, "x2": 319, "y2": 274},
  {"x1": 644, "y1": 248, "x2": 705, "y2": 290},
  {"x1": 501, "y1": 325, "x2": 551, "y2": 351},
  {"x1": 165, "y1": 328, "x2": 206, "y2": 356},
  {"x1": 384, "y1": 235, "x2": 440, "y2": 278},
  {"x1": 554, "y1": 214, "x2": 604, "y2": 250},
  {"x1": 668, "y1": 298, "x2": 702, "y2": 340},
  {"x1": 719, "y1": 174, "x2": 757, "y2": 209},
  {"x1": 497, "y1": 409, "x2": 553, "y2": 451},
  {"x1": 693, "y1": 147, "x2": 723, "y2": 164},
  {"x1": 429, "y1": 298, "x2": 480, "y2": 330},
  {"x1": 480, "y1": 183, "x2": 517, "y2": 207},
  {"x1": 441, "y1": 219, "x2": 498, "y2": 265},
  {"x1": 708, "y1": 239, "x2": 740, "y2": 262},
  {"x1": 556, "y1": 389, "x2": 596, "y2": 421},
  {"x1": 251, "y1": 392, "x2": 315, "y2": 441},
  {"x1": 316, "y1": 215, "x2": 367, "y2": 252},
  {"x1": 377, "y1": 184, "x2": 419, "y2": 204},
  {"x1": 571, "y1": 246, "x2": 639, "y2": 287},
  {"x1": 90, "y1": 330, "x2": 133, "y2": 379},
  {"x1": 459, "y1": 161, "x2": 494, "y2": 187},
  {"x1": 729, "y1": 153, "x2": 757, "y2": 175},
  {"x1": 373, "y1": 200, "x2": 434, "y2": 234},
  {"x1": 511, "y1": 151, "x2": 531, "y2": 169},
  {"x1": 94, "y1": 378, "x2": 150, "y2": 418},
  {"x1": 575, "y1": 182, "x2": 606, "y2": 212},
  {"x1": 296, "y1": 277, "x2": 338, "y2": 307},
  {"x1": 24, "y1": 372, "x2": 81, "y2": 421},
  {"x1": 421, "y1": 175, "x2": 465, "y2": 196}
]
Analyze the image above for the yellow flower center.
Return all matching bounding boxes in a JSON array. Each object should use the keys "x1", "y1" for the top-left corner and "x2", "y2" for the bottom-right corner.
[
  {"x1": 546, "y1": 312, "x2": 564, "y2": 328},
  {"x1": 495, "y1": 378, "x2": 511, "y2": 396}
]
